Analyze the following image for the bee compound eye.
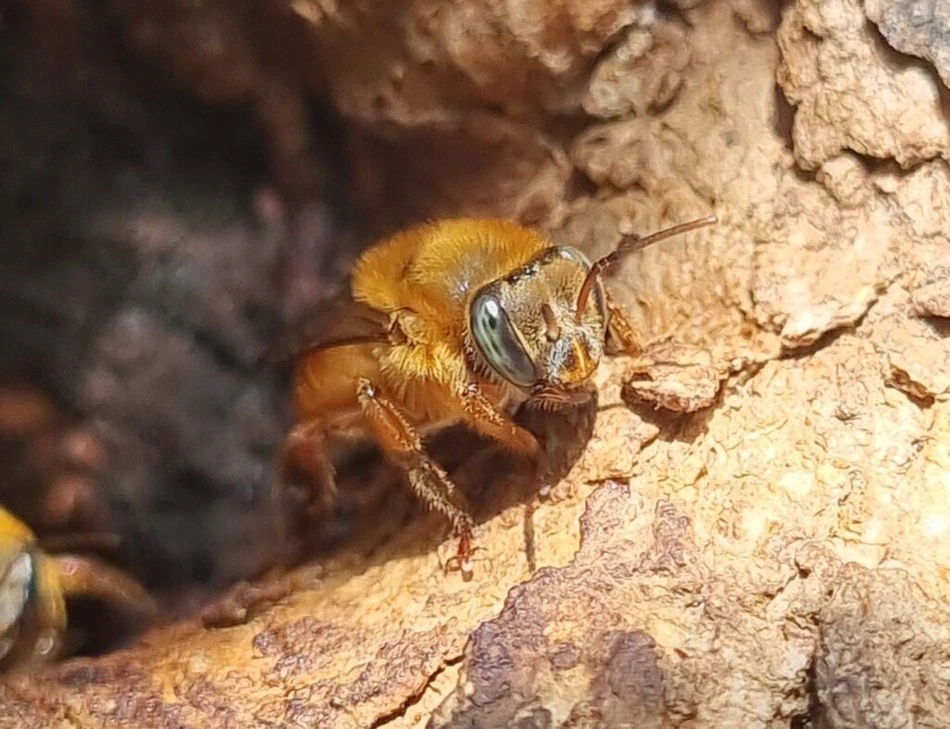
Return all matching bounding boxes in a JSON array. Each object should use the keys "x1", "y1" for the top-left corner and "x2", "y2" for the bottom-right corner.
[
  {"x1": 0, "y1": 551, "x2": 34, "y2": 635},
  {"x1": 470, "y1": 292, "x2": 538, "y2": 389}
]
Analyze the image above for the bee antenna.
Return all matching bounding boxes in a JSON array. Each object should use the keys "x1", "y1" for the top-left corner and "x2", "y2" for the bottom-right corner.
[{"x1": 575, "y1": 214, "x2": 718, "y2": 321}]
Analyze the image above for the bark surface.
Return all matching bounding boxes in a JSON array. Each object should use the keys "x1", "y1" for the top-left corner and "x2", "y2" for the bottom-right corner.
[{"x1": 2, "y1": 0, "x2": 949, "y2": 727}]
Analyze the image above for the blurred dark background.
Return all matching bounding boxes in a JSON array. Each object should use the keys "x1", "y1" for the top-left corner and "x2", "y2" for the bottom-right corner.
[{"x1": 0, "y1": 0, "x2": 359, "y2": 652}]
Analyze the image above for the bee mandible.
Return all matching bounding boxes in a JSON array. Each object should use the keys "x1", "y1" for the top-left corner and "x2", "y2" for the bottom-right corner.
[
  {"x1": 0, "y1": 506, "x2": 155, "y2": 672},
  {"x1": 287, "y1": 215, "x2": 717, "y2": 573}
]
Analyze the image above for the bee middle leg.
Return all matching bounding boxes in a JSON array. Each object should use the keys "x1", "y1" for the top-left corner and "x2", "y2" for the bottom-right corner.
[{"x1": 355, "y1": 379, "x2": 476, "y2": 572}]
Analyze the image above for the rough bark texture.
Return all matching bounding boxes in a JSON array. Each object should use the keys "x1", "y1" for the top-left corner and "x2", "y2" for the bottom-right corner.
[{"x1": 2, "y1": 0, "x2": 949, "y2": 727}]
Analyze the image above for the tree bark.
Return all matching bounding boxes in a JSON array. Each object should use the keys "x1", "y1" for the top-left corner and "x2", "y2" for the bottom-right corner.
[{"x1": 2, "y1": 0, "x2": 949, "y2": 727}]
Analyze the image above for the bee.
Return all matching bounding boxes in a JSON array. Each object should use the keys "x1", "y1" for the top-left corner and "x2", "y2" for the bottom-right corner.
[
  {"x1": 0, "y1": 506, "x2": 155, "y2": 672},
  {"x1": 286, "y1": 214, "x2": 716, "y2": 573}
]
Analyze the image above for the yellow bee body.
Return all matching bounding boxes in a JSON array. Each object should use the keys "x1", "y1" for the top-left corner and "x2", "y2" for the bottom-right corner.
[
  {"x1": 0, "y1": 506, "x2": 153, "y2": 672},
  {"x1": 0, "y1": 507, "x2": 65, "y2": 670},
  {"x1": 288, "y1": 216, "x2": 716, "y2": 571}
]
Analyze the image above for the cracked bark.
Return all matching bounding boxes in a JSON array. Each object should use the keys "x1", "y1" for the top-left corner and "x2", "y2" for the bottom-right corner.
[{"x1": 2, "y1": 0, "x2": 949, "y2": 727}]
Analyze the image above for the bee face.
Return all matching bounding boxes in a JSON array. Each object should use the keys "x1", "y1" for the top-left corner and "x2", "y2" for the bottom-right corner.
[{"x1": 469, "y1": 246, "x2": 607, "y2": 404}]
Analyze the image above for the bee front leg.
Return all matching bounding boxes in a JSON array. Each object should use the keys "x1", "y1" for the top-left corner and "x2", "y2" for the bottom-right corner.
[
  {"x1": 457, "y1": 383, "x2": 541, "y2": 458},
  {"x1": 459, "y1": 383, "x2": 555, "y2": 496},
  {"x1": 355, "y1": 379, "x2": 476, "y2": 574},
  {"x1": 603, "y1": 287, "x2": 645, "y2": 356},
  {"x1": 51, "y1": 554, "x2": 156, "y2": 619}
]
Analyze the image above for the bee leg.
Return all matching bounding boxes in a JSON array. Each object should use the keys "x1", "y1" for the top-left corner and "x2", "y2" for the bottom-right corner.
[
  {"x1": 355, "y1": 379, "x2": 476, "y2": 574},
  {"x1": 458, "y1": 383, "x2": 552, "y2": 498},
  {"x1": 41, "y1": 556, "x2": 155, "y2": 659},
  {"x1": 271, "y1": 421, "x2": 338, "y2": 561},
  {"x1": 458, "y1": 383, "x2": 541, "y2": 457},
  {"x1": 282, "y1": 421, "x2": 338, "y2": 510},
  {"x1": 603, "y1": 287, "x2": 645, "y2": 356},
  {"x1": 51, "y1": 554, "x2": 157, "y2": 619}
]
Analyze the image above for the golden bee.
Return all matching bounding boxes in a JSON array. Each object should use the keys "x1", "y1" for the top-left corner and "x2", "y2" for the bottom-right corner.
[
  {"x1": 0, "y1": 506, "x2": 154, "y2": 672},
  {"x1": 287, "y1": 215, "x2": 716, "y2": 572}
]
